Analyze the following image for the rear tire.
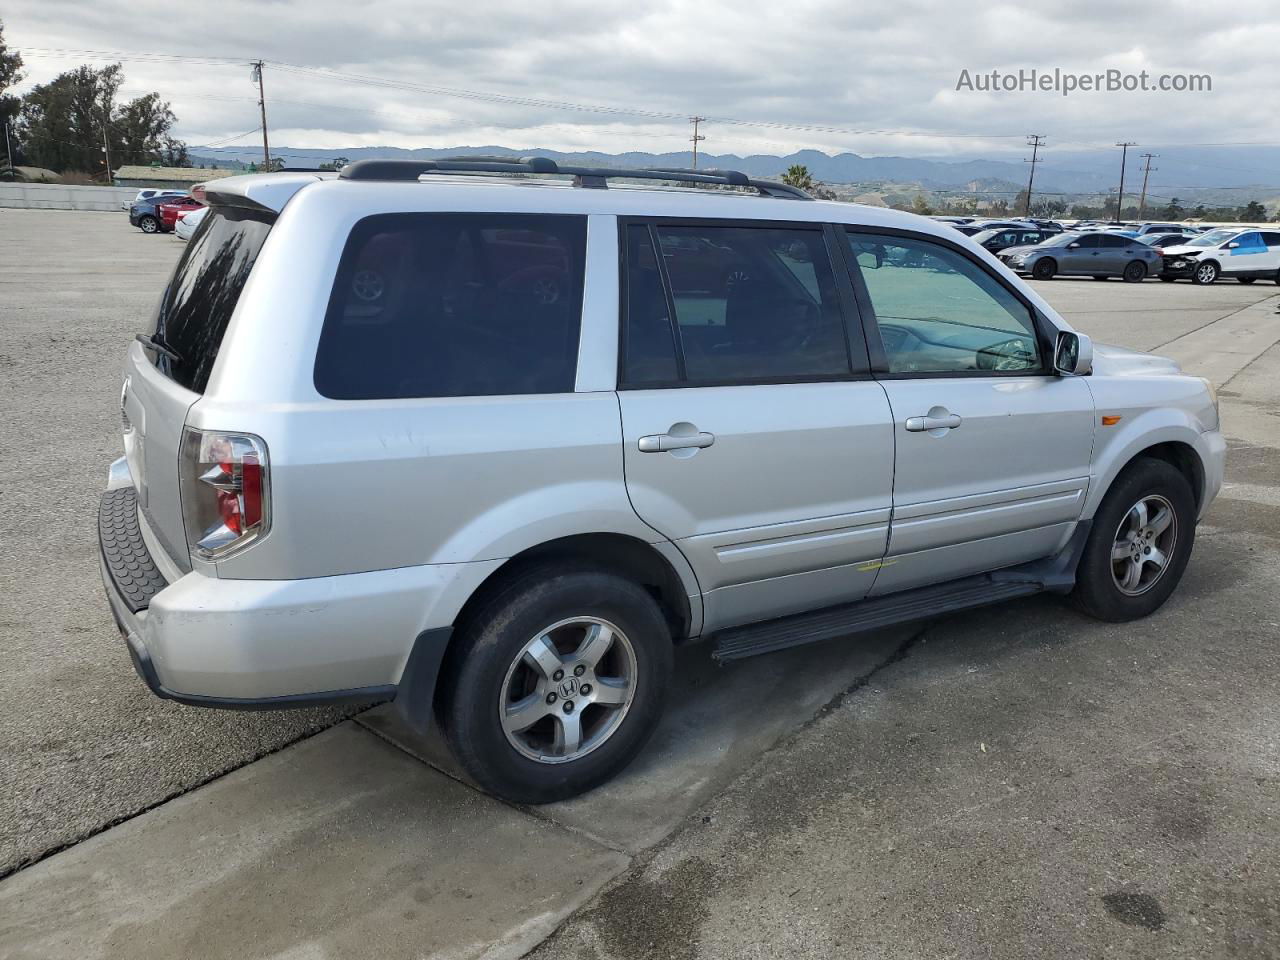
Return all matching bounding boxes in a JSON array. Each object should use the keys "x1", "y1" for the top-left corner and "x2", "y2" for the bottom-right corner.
[
  {"x1": 440, "y1": 564, "x2": 673, "y2": 804},
  {"x1": 138, "y1": 216, "x2": 159, "y2": 234},
  {"x1": 1072, "y1": 458, "x2": 1196, "y2": 622},
  {"x1": 1122, "y1": 261, "x2": 1147, "y2": 283},
  {"x1": 1192, "y1": 261, "x2": 1219, "y2": 285},
  {"x1": 1032, "y1": 258, "x2": 1057, "y2": 281},
  {"x1": 1237, "y1": 277, "x2": 1257, "y2": 284}
]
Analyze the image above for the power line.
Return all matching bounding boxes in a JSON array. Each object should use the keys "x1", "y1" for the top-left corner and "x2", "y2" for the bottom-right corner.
[
  {"x1": 689, "y1": 117, "x2": 705, "y2": 169},
  {"x1": 1022, "y1": 134, "x2": 1045, "y2": 217},
  {"x1": 1137, "y1": 153, "x2": 1158, "y2": 217}
]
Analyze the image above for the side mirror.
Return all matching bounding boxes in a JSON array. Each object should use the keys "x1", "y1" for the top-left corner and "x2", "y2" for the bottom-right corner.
[
  {"x1": 1225, "y1": 241, "x2": 1240, "y2": 249},
  {"x1": 1067, "y1": 242, "x2": 1080, "y2": 249},
  {"x1": 1054, "y1": 330, "x2": 1093, "y2": 376}
]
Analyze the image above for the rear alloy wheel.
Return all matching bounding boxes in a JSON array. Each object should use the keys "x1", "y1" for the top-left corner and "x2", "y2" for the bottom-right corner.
[
  {"x1": 1192, "y1": 261, "x2": 1219, "y2": 285},
  {"x1": 1031, "y1": 258, "x2": 1057, "y2": 281},
  {"x1": 1237, "y1": 277, "x2": 1257, "y2": 285},
  {"x1": 440, "y1": 564, "x2": 672, "y2": 804},
  {"x1": 1072, "y1": 458, "x2": 1195, "y2": 622},
  {"x1": 1122, "y1": 261, "x2": 1147, "y2": 283},
  {"x1": 138, "y1": 216, "x2": 159, "y2": 234}
]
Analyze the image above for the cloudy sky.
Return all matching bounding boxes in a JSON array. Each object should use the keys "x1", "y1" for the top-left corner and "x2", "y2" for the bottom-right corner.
[{"x1": 5, "y1": 0, "x2": 1278, "y2": 166}]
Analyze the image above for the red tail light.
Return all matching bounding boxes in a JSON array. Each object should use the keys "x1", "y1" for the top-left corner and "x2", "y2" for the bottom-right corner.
[{"x1": 180, "y1": 429, "x2": 271, "y2": 559}]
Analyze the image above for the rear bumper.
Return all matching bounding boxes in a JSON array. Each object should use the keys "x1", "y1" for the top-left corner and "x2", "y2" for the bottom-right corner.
[{"x1": 99, "y1": 458, "x2": 482, "y2": 710}]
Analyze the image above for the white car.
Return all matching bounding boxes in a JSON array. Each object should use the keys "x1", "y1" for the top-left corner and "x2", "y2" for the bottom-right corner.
[
  {"x1": 120, "y1": 189, "x2": 185, "y2": 212},
  {"x1": 1158, "y1": 227, "x2": 1280, "y2": 284},
  {"x1": 174, "y1": 205, "x2": 209, "y2": 241},
  {"x1": 101, "y1": 159, "x2": 1224, "y2": 803}
]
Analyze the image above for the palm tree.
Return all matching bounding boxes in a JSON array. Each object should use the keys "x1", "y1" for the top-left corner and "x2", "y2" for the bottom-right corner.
[{"x1": 780, "y1": 164, "x2": 816, "y2": 191}]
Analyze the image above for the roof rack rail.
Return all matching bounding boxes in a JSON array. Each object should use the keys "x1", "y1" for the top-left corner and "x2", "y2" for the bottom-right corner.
[{"x1": 337, "y1": 156, "x2": 812, "y2": 200}]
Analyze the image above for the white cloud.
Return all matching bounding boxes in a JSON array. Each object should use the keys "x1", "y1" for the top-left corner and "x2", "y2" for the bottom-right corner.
[{"x1": 5, "y1": 0, "x2": 1277, "y2": 160}]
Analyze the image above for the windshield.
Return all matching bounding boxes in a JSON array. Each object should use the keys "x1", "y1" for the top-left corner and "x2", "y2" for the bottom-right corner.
[
  {"x1": 1186, "y1": 229, "x2": 1239, "y2": 248},
  {"x1": 151, "y1": 206, "x2": 275, "y2": 393},
  {"x1": 1040, "y1": 233, "x2": 1080, "y2": 247}
]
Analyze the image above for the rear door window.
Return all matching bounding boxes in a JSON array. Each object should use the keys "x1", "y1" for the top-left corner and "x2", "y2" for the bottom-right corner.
[
  {"x1": 151, "y1": 206, "x2": 274, "y2": 393},
  {"x1": 621, "y1": 223, "x2": 850, "y2": 385},
  {"x1": 314, "y1": 213, "x2": 587, "y2": 399}
]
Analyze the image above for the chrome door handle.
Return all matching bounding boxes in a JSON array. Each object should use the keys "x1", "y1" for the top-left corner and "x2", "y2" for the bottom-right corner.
[
  {"x1": 905, "y1": 413, "x2": 961, "y2": 432},
  {"x1": 638, "y1": 431, "x2": 716, "y2": 453}
]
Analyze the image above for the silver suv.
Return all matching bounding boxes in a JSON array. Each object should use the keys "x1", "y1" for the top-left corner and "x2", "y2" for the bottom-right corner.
[{"x1": 100, "y1": 158, "x2": 1225, "y2": 803}]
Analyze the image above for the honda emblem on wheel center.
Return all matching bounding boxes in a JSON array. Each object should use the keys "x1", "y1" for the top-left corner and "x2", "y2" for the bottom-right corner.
[{"x1": 559, "y1": 677, "x2": 579, "y2": 698}]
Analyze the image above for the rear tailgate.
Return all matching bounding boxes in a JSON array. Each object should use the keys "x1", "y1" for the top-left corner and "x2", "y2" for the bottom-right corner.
[{"x1": 122, "y1": 205, "x2": 275, "y2": 571}]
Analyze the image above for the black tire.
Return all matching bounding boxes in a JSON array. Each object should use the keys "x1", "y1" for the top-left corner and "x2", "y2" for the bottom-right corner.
[
  {"x1": 138, "y1": 215, "x2": 159, "y2": 234},
  {"x1": 1092, "y1": 275, "x2": 1109, "y2": 281},
  {"x1": 1237, "y1": 277, "x2": 1257, "y2": 285},
  {"x1": 1122, "y1": 261, "x2": 1147, "y2": 283},
  {"x1": 1191, "y1": 260, "x2": 1219, "y2": 285},
  {"x1": 1031, "y1": 258, "x2": 1057, "y2": 281},
  {"x1": 439, "y1": 563, "x2": 673, "y2": 804},
  {"x1": 1159, "y1": 276, "x2": 1176, "y2": 283},
  {"x1": 1072, "y1": 458, "x2": 1196, "y2": 622}
]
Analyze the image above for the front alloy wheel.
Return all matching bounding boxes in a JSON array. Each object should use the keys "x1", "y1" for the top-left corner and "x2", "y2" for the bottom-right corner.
[
  {"x1": 1192, "y1": 261, "x2": 1219, "y2": 285},
  {"x1": 1110, "y1": 495, "x2": 1177, "y2": 596},
  {"x1": 500, "y1": 617, "x2": 636, "y2": 764},
  {"x1": 139, "y1": 216, "x2": 159, "y2": 234}
]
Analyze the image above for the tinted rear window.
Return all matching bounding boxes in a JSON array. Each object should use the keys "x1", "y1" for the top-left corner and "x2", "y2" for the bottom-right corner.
[
  {"x1": 314, "y1": 213, "x2": 587, "y2": 399},
  {"x1": 151, "y1": 207, "x2": 274, "y2": 393}
]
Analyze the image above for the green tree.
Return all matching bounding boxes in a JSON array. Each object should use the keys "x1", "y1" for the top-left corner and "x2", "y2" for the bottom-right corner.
[
  {"x1": 1239, "y1": 200, "x2": 1267, "y2": 222},
  {"x1": 0, "y1": 19, "x2": 22, "y2": 168},
  {"x1": 780, "y1": 164, "x2": 815, "y2": 191},
  {"x1": 18, "y1": 63, "x2": 187, "y2": 176},
  {"x1": 1160, "y1": 197, "x2": 1184, "y2": 220},
  {"x1": 318, "y1": 156, "x2": 350, "y2": 171},
  {"x1": 910, "y1": 194, "x2": 934, "y2": 216}
]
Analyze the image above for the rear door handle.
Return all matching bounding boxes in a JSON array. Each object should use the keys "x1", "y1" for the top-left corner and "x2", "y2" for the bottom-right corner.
[
  {"x1": 905, "y1": 413, "x2": 961, "y2": 432},
  {"x1": 638, "y1": 431, "x2": 716, "y2": 453}
]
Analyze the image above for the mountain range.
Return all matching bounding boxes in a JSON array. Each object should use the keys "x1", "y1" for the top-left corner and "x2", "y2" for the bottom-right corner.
[{"x1": 189, "y1": 145, "x2": 1280, "y2": 198}]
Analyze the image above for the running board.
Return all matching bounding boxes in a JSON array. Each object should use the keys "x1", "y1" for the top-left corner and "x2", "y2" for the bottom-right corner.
[{"x1": 711, "y1": 575, "x2": 1043, "y2": 662}]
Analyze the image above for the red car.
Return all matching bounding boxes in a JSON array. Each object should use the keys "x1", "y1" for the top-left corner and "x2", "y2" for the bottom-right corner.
[{"x1": 156, "y1": 196, "x2": 204, "y2": 233}]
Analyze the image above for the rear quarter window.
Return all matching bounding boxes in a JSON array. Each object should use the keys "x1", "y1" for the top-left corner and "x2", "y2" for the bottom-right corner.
[
  {"x1": 151, "y1": 206, "x2": 274, "y2": 393},
  {"x1": 314, "y1": 213, "x2": 587, "y2": 399}
]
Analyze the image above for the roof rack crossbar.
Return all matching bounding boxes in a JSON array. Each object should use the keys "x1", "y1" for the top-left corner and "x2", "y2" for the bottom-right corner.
[{"x1": 338, "y1": 156, "x2": 813, "y2": 199}]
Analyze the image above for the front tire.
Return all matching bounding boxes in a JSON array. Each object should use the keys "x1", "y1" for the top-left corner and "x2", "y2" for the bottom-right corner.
[
  {"x1": 440, "y1": 564, "x2": 673, "y2": 804},
  {"x1": 1122, "y1": 261, "x2": 1147, "y2": 283},
  {"x1": 138, "y1": 215, "x2": 159, "y2": 234},
  {"x1": 1192, "y1": 261, "x2": 1219, "y2": 285},
  {"x1": 1237, "y1": 277, "x2": 1257, "y2": 285},
  {"x1": 1072, "y1": 458, "x2": 1196, "y2": 622},
  {"x1": 1032, "y1": 258, "x2": 1057, "y2": 281}
]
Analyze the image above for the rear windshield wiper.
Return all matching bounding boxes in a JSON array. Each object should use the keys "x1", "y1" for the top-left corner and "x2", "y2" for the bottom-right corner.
[{"x1": 136, "y1": 333, "x2": 184, "y2": 364}]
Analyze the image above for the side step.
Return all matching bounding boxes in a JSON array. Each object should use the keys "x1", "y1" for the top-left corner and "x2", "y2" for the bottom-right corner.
[{"x1": 711, "y1": 575, "x2": 1043, "y2": 662}]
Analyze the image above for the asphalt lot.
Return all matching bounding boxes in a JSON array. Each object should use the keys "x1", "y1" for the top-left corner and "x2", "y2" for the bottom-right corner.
[{"x1": 1, "y1": 209, "x2": 1278, "y2": 958}]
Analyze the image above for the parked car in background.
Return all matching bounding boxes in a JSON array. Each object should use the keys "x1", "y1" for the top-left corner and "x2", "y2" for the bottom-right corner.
[
  {"x1": 1132, "y1": 223, "x2": 1185, "y2": 236},
  {"x1": 1158, "y1": 228, "x2": 1280, "y2": 284},
  {"x1": 1027, "y1": 219, "x2": 1064, "y2": 233},
  {"x1": 971, "y1": 226, "x2": 1049, "y2": 254},
  {"x1": 1140, "y1": 233, "x2": 1196, "y2": 249},
  {"x1": 998, "y1": 231, "x2": 1162, "y2": 282},
  {"x1": 100, "y1": 158, "x2": 1223, "y2": 804},
  {"x1": 157, "y1": 197, "x2": 204, "y2": 233},
  {"x1": 127, "y1": 195, "x2": 176, "y2": 234},
  {"x1": 174, "y1": 205, "x2": 209, "y2": 241},
  {"x1": 120, "y1": 189, "x2": 185, "y2": 211}
]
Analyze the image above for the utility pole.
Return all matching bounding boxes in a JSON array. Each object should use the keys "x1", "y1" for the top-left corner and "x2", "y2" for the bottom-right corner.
[
  {"x1": 3, "y1": 122, "x2": 13, "y2": 175},
  {"x1": 252, "y1": 60, "x2": 271, "y2": 170},
  {"x1": 1137, "y1": 153, "x2": 1158, "y2": 219},
  {"x1": 689, "y1": 116, "x2": 706, "y2": 169},
  {"x1": 1022, "y1": 134, "x2": 1045, "y2": 218},
  {"x1": 1114, "y1": 141, "x2": 1137, "y2": 224},
  {"x1": 100, "y1": 105, "x2": 112, "y2": 183}
]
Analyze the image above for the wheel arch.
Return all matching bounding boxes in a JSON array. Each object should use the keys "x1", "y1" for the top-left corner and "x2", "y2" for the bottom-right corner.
[{"x1": 1089, "y1": 437, "x2": 1207, "y2": 519}]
